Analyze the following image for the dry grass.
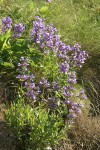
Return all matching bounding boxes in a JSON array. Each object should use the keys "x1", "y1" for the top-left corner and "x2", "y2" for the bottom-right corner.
[
  {"x1": 70, "y1": 115, "x2": 100, "y2": 150},
  {"x1": 54, "y1": 114, "x2": 100, "y2": 150}
]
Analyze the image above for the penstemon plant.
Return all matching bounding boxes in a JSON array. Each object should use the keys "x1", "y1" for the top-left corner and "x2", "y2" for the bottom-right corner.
[{"x1": 1, "y1": 15, "x2": 88, "y2": 149}]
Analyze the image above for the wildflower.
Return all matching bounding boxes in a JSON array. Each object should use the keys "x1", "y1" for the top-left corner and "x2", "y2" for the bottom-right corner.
[
  {"x1": 39, "y1": 77, "x2": 50, "y2": 88},
  {"x1": 2, "y1": 16, "x2": 12, "y2": 33},
  {"x1": 67, "y1": 71, "x2": 77, "y2": 84},
  {"x1": 52, "y1": 81, "x2": 60, "y2": 91},
  {"x1": 72, "y1": 44, "x2": 88, "y2": 68},
  {"x1": 13, "y1": 23, "x2": 25, "y2": 38},
  {"x1": 65, "y1": 100, "x2": 72, "y2": 105},
  {"x1": 76, "y1": 89, "x2": 87, "y2": 99},
  {"x1": 60, "y1": 62, "x2": 69, "y2": 73}
]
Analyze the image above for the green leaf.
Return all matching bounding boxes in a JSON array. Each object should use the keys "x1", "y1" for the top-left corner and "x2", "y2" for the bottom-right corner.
[{"x1": 2, "y1": 62, "x2": 14, "y2": 68}]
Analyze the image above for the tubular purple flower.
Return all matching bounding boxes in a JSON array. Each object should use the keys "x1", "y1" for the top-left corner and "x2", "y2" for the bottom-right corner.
[
  {"x1": 2, "y1": 16, "x2": 12, "y2": 33},
  {"x1": 13, "y1": 23, "x2": 25, "y2": 38},
  {"x1": 60, "y1": 62, "x2": 69, "y2": 74},
  {"x1": 75, "y1": 108, "x2": 81, "y2": 114},
  {"x1": 76, "y1": 89, "x2": 87, "y2": 99},
  {"x1": 78, "y1": 103, "x2": 84, "y2": 108},
  {"x1": 71, "y1": 113, "x2": 77, "y2": 118},
  {"x1": 67, "y1": 114, "x2": 71, "y2": 119},
  {"x1": 67, "y1": 71, "x2": 77, "y2": 84},
  {"x1": 53, "y1": 81, "x2": 60, "y2": 91},
  {"x1": 69, "y1": 109, "x2": 74, "y2": 113},
  {"x1": 39, "y1": 77, "x2": 50, "y2": 88},
  {"x1": 72, "y1": 47, "x2": 88, "y2": 68},
  {"x1": 65, "y1": 100, "x2": 72, "y2": 105}
]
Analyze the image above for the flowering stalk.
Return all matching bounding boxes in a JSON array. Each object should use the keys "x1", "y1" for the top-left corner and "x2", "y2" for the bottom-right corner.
[
  {"x1": 13, "y1": 23, "x2": 25, "y2": 38},
  {"x1": 2, "y1": 16, "x2": 12, "y2": 33},
  {"x1": 16, "y1": 57, "x2": 37, "y2": 101}
]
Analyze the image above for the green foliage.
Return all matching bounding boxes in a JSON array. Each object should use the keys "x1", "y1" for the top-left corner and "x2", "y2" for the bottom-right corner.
[{"x1": 5, "y1": 99, "x2": 66, "y2": 150}]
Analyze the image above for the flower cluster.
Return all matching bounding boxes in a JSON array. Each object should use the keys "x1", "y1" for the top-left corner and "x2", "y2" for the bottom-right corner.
[
  {"x1": 63, "y1": 86, "x2": 74, "y2": 98},
  {"x1": 67, "y1": 71, "x2": 77, "y2": 84},
  {"x1": 30, "y1": 17, "x2": 88, "y2": 69},
  {"x1": 77, "y1": 89, "x2": 87, "y2": 99},
  {"x1": 16, "y1": 57, "x2": 37, "y2": 101},
  {"x1": 71, "y1": 44, "x2": 88, "y2": 68},
  {"x1": 62, "y1": 85, "x2": 87, "y2": 123},
  {"x1": 25, "y1": 82, "x2": 37, "y2": 100},
  {"x1": 30, "y1": 17, "x2": 59, "y2": 53},
  {"x1": 16, "y1": 58, "x2": 59, "y2": 106},
  {"x1": 60, "y1": 61, "x2": 69, "y2": 74},
  {"x1": 66, "y1": 100, "x2": 83, "y2": 123},
  {"x1": 52, "y1": 81, "x2": 60, "y2": 92},
  {"x1": 39, "y1": 77, "x2": 50, "y2": 88},
  {"x1": 2, "y1": 16, "x2": 12, "y2": 33},
  {"x1": 1, "y1": 17, "x2": 25, "y2": 38},
  {"x1": 16, "y1": 57, "x2": 30, "y2": 81},
  {"x1": 13, "y1": 23, "x2": 25, "y2": 38}
]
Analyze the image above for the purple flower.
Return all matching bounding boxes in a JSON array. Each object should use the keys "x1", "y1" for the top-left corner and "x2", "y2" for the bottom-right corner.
[
  {"x1": 53, "y1": 81, "x2": 60, "y2": 91},
  {"x1": 67, "y1": 71, "x2": 77, "y2": 84},
  {"x1": 39, "y1": 77, "x2": 50, "y2": 88},
  {"x1": 65, "y1": 100, "x2": 72, "y2": 105},
  {"x1": 67, "y1": 114, "x2": 71, "y2": 119},
  {"x1": 30, "y1": 17, "x2": 59, "y2": 53},
  {"x1": 75, "y1": 108, "x2": 81, "y2": 114},
  {"x1": 13, "y1": 23, "x2": 25, "y2": 38},
  {"x1": 72, "y1": 43, "x2": 81, "y2": 51},
  {"x1": 48, "y1": 97, "x2": 54, "y2": 101},
  {"x1": 36, "y1": 86, "x2": 41, "y2": 94},
  {"x1": 60, "y1": 62, "x2": 69, "y2": 73},
  {"x1": 78, "y1": 103, "x2": 84, "y2": 108},
  {"x1": 71, "y1": 44, "x2": 88, "y2": 68},
  {"x1": 16, "y1": 75, "x2": 30, "y2": 81},
  {"x1": 69, "y1": 109, "x2": 74, "y2": 113},
  {"x1": 76, "y1": 89, "x2": 87, "y2": 99},
  {"x1": 25, "y1": 82, "x2": 35, "y2": 89},
  {"x1": 71, "y1": 113, "x2": 77, "y2": 118},
  {"x1": 26, "y1": 91, "x2": 36, "y2": 100},
  {"x1": 2, "y1": 16, "x2": 12, "y2": 33},
  {"x1": 17, "y1": 57, "x2": 29, "y2": 75},
  {"x1": 30, "y1": 16, "x2": 45, "y2": 40}
]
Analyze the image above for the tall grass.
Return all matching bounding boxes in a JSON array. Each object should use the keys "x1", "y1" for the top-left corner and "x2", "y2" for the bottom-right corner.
[
  {"x1": 0, "y1": 0, "x2": 100, "y2": 54},
  {"x1": 54, "y1": 114, "x2": 100, "y2": 150}
]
